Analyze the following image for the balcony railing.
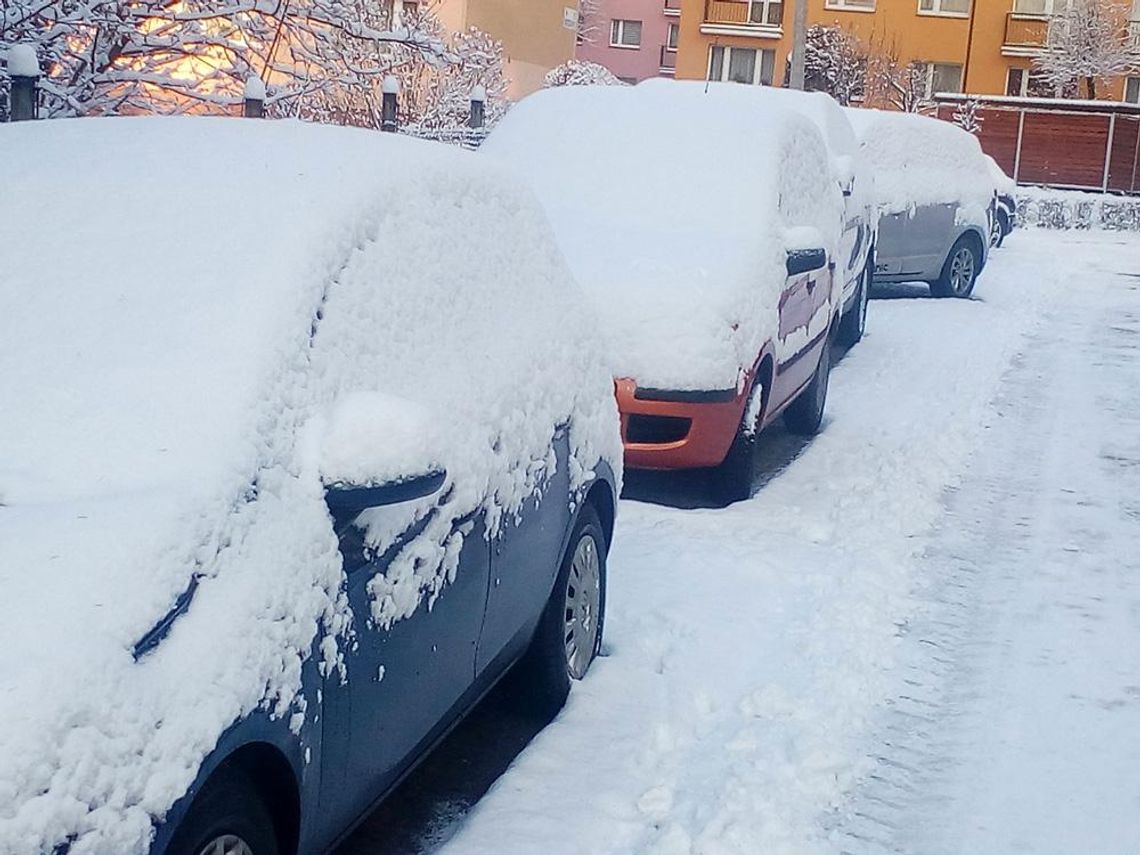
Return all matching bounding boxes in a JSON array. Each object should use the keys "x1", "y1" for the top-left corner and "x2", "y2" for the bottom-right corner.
[
  {"x1": 704, "y1": 0, "x2": 784, "y2": 29},
  {"x1": 1004, "y1": 12, "x2": 1049, "y2": 48},
  {"x1": 664, "y1": 0, "x2": 682, "y2": 16},
  {"x1": 660, "y1": 45, "x2": 677, "y2": 73}
]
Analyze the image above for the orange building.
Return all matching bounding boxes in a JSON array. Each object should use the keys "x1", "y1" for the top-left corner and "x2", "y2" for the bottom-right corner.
[{"x1": 675, "y1": 0, "x2": 1140, "y2": 104}]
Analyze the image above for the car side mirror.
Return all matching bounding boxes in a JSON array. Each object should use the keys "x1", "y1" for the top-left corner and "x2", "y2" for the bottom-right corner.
[
  {"x1": 786, "y1": 248, "x2": 828, "y2": 277},
  {"x1": 317, "y1": 391, "x2": 446, "y2": 522},
  {"x1": 324, "y1": 470, "x2": 446, "y2": 516}
]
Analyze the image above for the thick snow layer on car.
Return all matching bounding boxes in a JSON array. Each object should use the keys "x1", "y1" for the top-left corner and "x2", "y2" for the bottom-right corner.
[
  {"x1": 483, "y1": 82, "x2": 844, "y2": 392},
  {"x1": 845, "y1": 108, "x2": 993, "y2": 230},
  {"x1": 985, "y1": 154, "x2": 1017, "y2": 196},
  {"x1": 0, "y1": 117, "x2": 619, "y2": 853}
]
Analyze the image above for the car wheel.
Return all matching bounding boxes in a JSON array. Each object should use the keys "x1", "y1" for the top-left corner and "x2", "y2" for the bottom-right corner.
[
  {"x1": 995, "y1": 210, "x2": 1009, "y2": 248},
  {"x1": 836, "y1": 262, "x2": 870, "y2": 347},
  {"x1": 165, "y1": 765, "x2": 280, "y2": 855},
  {"x1": 990, "y1": 216, "x2": 1002, "y2": 248},
  {"x1": 713, "y1": 379, "x2": 764, "y2": 503},
  {"x1": 931, "y1": 235, "x2": 980, "y2": 298},
  {"x1": 783, "y1": 334, "x2": 831, "y2": 437},
  {"x1": 512, "y1": 504, "x2": 607, "y2": 715}
]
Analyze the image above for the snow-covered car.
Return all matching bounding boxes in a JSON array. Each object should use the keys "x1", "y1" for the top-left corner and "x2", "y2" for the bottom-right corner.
[
  {"x1": 846, "y1": 108, "x2": 995, "y2": 298},
  {"x1": 482, "y1": 82, "x2": 845, "y2": 499},
  {"x1": 985, "y1": 154, "x2": 1018, "y2": 247},
  {"x1": 675, "y1": 82, "x2": 877, "y2": 346},
  {"x1": 0, "y1": 117, "x2": 622, "y2": 855}
]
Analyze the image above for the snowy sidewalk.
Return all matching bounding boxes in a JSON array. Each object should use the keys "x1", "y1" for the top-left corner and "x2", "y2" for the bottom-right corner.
[
  {"x1": 841, "y1": 234, "x2": 1140, "y2": 854},
  {"x1": 432, "y1": 231, "x2": 1129, "y2": 855}
]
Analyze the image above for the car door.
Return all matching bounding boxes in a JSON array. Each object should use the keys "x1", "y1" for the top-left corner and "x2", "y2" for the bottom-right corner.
[
  {"x1": 318, "y1": 499, "x2": 491, "y2": 833},
  {"x1": 774, "y1": 247, "x2": 832, "y2": 404},
  {"x1": 476, "y1": 425, "x2": 572, "y2": 676}
]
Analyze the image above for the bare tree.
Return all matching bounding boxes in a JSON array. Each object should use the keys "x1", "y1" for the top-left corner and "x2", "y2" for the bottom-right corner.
[
  {"x1": 0, "y1": 0, "x2": 504, "y2": 128},
  {"x1": 576, "y1": 0, "x2": 604, "y2": 46},
  {"x1": 803, "y1": 24, "x2": 867, "y2": 106},
  {"x1": 1034, "y1": 0, "x2": 1134, "y2": 100},
  {"x1": 865, "y1": 34, "x2": 932, "y2": 114}
]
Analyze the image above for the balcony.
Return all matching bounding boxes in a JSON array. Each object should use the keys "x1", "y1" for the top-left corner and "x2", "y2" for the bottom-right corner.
[
  {"x1": 1002, "y1": 12, "x2": 1049, "y2": 55},
  {"x1": 660, "y1": 45, "x2": 677, "y2": 74},
  {"x1": 701, "y1": 0, "x2": 784, "y2": 38},
  {"x1": 665, "y1": 0, "x2": 681, "y2": 17}
]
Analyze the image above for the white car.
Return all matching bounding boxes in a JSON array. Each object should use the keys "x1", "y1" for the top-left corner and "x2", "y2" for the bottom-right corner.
[
  {"x1": 0, "y1": 117, "x2": 621, "y2": 855},
  {"x1": 846, "y1": 108, "x2": 995, "y2": 298}
]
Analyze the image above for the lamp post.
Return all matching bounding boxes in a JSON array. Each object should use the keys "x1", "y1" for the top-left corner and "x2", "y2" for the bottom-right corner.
[
  {"x1": 243, "y1": 75, "x2": 266, "y2": 118},
  {"x1": 469, "y1": 84, "x2": 486, "y2": 129}
]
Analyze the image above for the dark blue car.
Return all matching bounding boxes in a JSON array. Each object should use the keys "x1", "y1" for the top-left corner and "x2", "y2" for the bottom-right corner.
[{"x1": 0, "y1": 117, "x2": 622, "y2": 855}]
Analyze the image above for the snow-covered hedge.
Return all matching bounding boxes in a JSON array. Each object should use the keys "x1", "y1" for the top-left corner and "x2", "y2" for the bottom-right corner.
[
  {"x1": 543, "y1": 60, "x2": 627, "y2": 88},
  {"x1": 1015, "y1": 186, "x2": 1140, "y2": 231}
]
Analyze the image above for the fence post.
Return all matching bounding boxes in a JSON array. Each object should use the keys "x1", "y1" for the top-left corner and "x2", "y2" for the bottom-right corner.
[
  {"x1": 243, "y1": 75, "x2": 266, "y2": 118},
  {"x1": 6, "y1": 45, "x2": 40, "y2": 122},
  {"x1": 381, "y1": 76, "x2": 399, "y2": 133},
  {"x1": 468, "y1": 84, "x2": 486, "y2": 129}
]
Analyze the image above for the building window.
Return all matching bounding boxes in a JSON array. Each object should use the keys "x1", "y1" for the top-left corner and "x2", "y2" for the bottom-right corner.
[
  {"x1": 666, "y1": 22, "x2": 679, "y2": 50},
  {"x1": 708, "y1": 46, "x2": 776, "y2": 85},
  {"x1": 925, "y1": 62, "x2": 963, "y2": 96},
  {"x1": 1006, "y1": 66, "x2": 1057, "y2": 96},
  {"x1": 1127, "y1": 77, "x2": 1140, "y2": 103},
  {"x1": 918, "y1": 0, "x2": 970, "y2": 15},
  {"x1": 610, "y1": 19, "x2": 643, "y2": 48},
  {"x1": 1012, "y1": 0, "x2": 1069, "y2": 13},
  {"x1": 826, "y1": 0, "x2": 875, "y2": 8},
  {"x1": 746, "y1": 0, "x2": 784, "y2": 25}
]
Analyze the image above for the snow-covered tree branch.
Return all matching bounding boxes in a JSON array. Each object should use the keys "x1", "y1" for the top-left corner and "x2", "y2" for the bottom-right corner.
[
  {"x1": 543, "y1": 59, "x2": 625, "y2": 88},
  {"x1": 803, "y1": 24, "x2": 866, "y2": 106},
  {"x1": 1033, "y1": 0, "x2": 1135, "y2": 100}
]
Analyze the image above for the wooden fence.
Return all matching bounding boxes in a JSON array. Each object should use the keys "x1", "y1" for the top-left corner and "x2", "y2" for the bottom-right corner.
[{"x1": 936, "y1": 95, "x2": 1140, "y2": 195}]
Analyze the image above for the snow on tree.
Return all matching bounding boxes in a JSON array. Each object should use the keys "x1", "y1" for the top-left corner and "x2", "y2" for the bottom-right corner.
[
  {"x1": 543, "y1": 59, "x2": 626, "y2": 88},
  {"x1": 0, "y1": 1, "x2": 503, "y2": 129},
  {"x1": 1033, "y1": 0, "x2": 1134, "y2": 100},
  {"x1": 953, "y1": 97, "x2": 984, "y2": 134},
  {"x1": 576, "y1": 0, "x2": 604, "y2": 47},
  {"x1": 865, "y1": 35, "x2": 933, "y2": 114},
  {"x1": 803, "y1": 24, "x2": 867, "y2": 106}
]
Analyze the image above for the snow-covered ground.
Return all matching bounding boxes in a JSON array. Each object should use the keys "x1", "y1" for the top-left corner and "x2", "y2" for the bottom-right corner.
[{"x1": 427, "y1": 229, "x2": 1140, "y2": 854}]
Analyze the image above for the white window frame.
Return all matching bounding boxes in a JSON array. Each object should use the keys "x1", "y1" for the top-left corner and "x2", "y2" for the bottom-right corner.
[
  {"x1": 1011, "y1": 0, "x2": 1068, "y2": 15},
  {"x1": 925, "y1": 62, "x2": 963, "y2": 97},
  {"x1": 609, "y1": 19, "x2": 642, "y2": 48},
  {"x1": 707, "y1": 45, "x2": 776, "y2": 85},
  {"x1": 666, "y1": 22, "x2": 679, "y2": 51},
  {"x1": 825, "y1": 0, "x2": 876, "y2": 10},
  {"x1": 1126, "y1": 76, "x2": 1140, "y2": 104},
  {"x1": 746, "y1": 0, "x2": 783, "y2": 26},
  {"x1": 917, "y1": 0, "x2": 971, "y2": 17}
]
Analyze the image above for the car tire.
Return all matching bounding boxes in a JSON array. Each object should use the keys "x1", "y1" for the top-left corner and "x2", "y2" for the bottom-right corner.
[
  {"x1": 836, "y1": 261, "x2": 870, "y2": 347},
  {"x1": 995, "y1": 210, "x2": 1009, "y2": 248},
  {"x1": 783, "y1": 333, "x2": 831, "y2": 437},
  {"x1": 714, "y1": 423, "x2": 756, "y2": 504},
  {"x1": 931, "y1": 235, "x2": 980, "y2": 298},
  {"x1": 165, "y1": 764, "x2": 280, "y2": 855},
  {"x1": 512, "y1": 504, "x2": 607, "y2": 717}
]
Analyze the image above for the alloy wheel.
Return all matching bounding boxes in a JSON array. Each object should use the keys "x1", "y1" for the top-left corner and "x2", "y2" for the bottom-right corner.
[
  {"x1": 197, "y1": 835, "x2": 254, "y2": 855},
  {"x1": 563, "y1": 532, "x2": 602, "y2": 680},
  {"x1": 950, "y1": 247, "x2": 976, "y2": 295}
]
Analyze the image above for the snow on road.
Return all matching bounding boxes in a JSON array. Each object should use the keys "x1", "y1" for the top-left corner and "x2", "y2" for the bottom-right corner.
[{"x1": 436, "y1": 230, "x2": 1139, "y2": 854}]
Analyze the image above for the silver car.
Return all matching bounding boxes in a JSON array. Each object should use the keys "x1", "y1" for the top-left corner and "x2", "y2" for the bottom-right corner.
[{"x1": 846, "y1": 108, "x2": 996, "y2": 298}]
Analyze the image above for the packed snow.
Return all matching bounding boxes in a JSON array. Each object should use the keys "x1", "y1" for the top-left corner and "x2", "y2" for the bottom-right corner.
[
  {"x1": 482, "y1": 82, "x2": 844, "y2": 392},
  {"x1": 424, "y1": 229, "x2": 1138, "y2": 855},
  {"x1": 0, "y1": 117, "x2": 619, "y2": 854},
  {"x1": 845, "y1": 108, "x2": 994, "y2": 232}
]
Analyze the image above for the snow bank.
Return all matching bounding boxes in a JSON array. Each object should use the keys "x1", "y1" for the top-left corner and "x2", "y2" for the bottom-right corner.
[
  {"x1": 845, "y1": 108, "x2": 993, "y2": 231},
  {"x1": 0, "y1": 117, "x2": 619, "y2": 853},
  {"x1": 483, "y1": 81, "x2": 843, "y2": 391},
  {"x1": 1015, "y1": 185, "x2": 1140, "y2": 231}
]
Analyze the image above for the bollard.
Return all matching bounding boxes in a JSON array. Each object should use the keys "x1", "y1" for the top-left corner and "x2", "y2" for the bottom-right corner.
[
  {"x1": 381, "y1": 75, "x2": 399, "y2": 133},
  {"x1": 468, "y1": 84, "x2": 486, "y2": 130},
  {"x1": 243, "y1": 75, "x2": 266, "y2": 118},
  {"x1": 6, "y1": 45, "x2": 39, "y2": 122}
]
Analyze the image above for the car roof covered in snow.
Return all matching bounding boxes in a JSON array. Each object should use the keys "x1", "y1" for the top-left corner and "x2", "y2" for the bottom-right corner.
[
  {"x1": 844, "y1": 107, "x2": 995, "y2": 221},
  {"x1": 482, "y1": 82, "x2": 844, "y2": 391}
]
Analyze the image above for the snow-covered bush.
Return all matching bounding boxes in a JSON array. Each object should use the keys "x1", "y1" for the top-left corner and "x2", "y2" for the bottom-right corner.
[
  {"x1": 1016, "y1": 187, "x2": 1140, "y2": 231},
  {"x1": 953, "y1": 97, "x2": 984, "y2": 135},
  {"x1": 543, "y1": 59, "x2": 626, "y2": 88},
  {"x1": 804, "y1": 24, "x2": 866, "y2": 106}
]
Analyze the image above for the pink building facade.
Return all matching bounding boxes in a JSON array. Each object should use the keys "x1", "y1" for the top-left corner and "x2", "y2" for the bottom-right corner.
[{"x1": 575, "y1": 0, "x2": 680, "y2": 83}]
